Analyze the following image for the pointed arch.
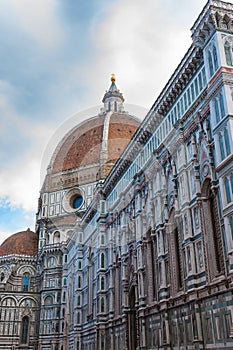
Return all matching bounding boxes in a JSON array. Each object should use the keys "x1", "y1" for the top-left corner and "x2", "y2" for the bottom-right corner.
[
  {"x1": 201, "y1": 179, "x2": 224, "y2": 277},
  {"x1": 168, "y1": 209, "x2": 183, "y2": 294}
]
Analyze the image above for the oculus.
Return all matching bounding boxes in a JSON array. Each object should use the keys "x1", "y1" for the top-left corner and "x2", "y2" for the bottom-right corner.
[{"x1": 62, "y1": 188, "x2": 84, "y2": 213}]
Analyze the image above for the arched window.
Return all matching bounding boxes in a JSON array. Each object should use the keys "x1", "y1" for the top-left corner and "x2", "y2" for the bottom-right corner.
[
  {"x1": 219, "y1": 133, "x2": 225, "y2": 160},
  {"x1": 214, "y1": 98, "x2": 220, "y2": 123},
  {"x1": 100, "y1": 253, "x2": 105, "y2": 269},
  {"x1": 21, "y1": 316, "x2": 29, "y2": 344},
  {"x1": 213, "y1": 46, "x2": 218, "y2": 71},
  {"x1": 100, "y1": 276, "x2": 105, "y2": 290},
  {"x1": 77, "y1": 311, "x2": 81, "y2": 324},
  {"x1": 45, "y1": 233, "x2": 49, "y2": 245},
  {"x1": 23, "y1": 274, "x2": 30, "y2": 292},
  {"x1": 53, "y1": 231, "x2": 60, "y2": 244},
  {"x1": 44, "y1": 295, "x2": 53, "y2": 305},
  {"x1": 224, "y1": 128, "x2": 231, "y2": 156},
  {"x1": 63, "y1": 292, "x2": 66, "y2": 302},
  {"x1": 63, "y1": 278, "x2": 67, "y2": 286},
  {"x1": 219, "y1": 94, "x2": 225, "y2": 117},
  {"x1": 224, "y1": 43, "x2": 233, "y2": 66},
  {"x1": 101, "y1": 297, "x2": 105, "y2": 313},
  {"x1": 77, "y1": 295, "x2": 81, "y2": 306},
  {"x1": 114, "y1": 101, "x2": 117, "y2": 112},
  {"x1": 225, "y1": 177, "x2": 231, "y2": 204},
  {"x1": 47, "y1": 257, "x2": 55, "y2": 268},
  {"x1": 208, "y1": 51, "x2": 214, "y2": 77},
  {"x1": 77, "y1": 276, "x2": 81, "y2": 289},
  {"x1": 186, "y1": 246, "x2": 192, "y2": 272}
]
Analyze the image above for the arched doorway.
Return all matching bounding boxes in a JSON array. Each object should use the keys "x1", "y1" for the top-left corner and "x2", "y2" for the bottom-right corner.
[{"x1": 128, "y1": 286, "x2": 137, "y2": 350}]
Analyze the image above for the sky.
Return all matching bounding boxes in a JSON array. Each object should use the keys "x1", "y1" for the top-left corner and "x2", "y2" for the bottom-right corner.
[{"x1": 0, "y1": 0, "x2": 209, "y2": 244}]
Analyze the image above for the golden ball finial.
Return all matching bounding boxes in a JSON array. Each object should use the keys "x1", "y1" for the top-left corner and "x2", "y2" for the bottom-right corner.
[{"x1": 111, "y1": 74, "x2": 116, "y2": 82}]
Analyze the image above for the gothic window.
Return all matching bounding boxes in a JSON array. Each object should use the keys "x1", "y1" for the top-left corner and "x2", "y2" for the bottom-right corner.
[
  {"x1": 194, "y1": 207, "x2": 200, "y2": 229},
  {"x1": 219, "y1": 93, "x2": 225, "y2": 117},
  {"x1": 77, "y1": 311, "x2": 81, "y2": 324},
  {"x1": 77, "y1": 295, "x2": 81, "y2": 306},
  {"x1": 158, "y1": 262, "x2": 162, "y2": 287},
  {"x1": 101, "y1": 234, "x2": 105, "y2": 245},
  {"x1": 219, "y1": 133, "x2": 225, "y2": 160},
  {"x1": 100, "y1": 253, "x2": 105, "y2": 269},
  {"x1": 63, "y1": 292, "x2": 66, "y2": 302},
  {"x1": 224, "y1": 128, "x2": 231, "y2": 156},
  {"x1": 208, "y1": 51, "x2": 214, "y2": 77},
  {"x1": 184, "y1": 213, "x2": 188, "y2": 235},
  {"x1": 224, "y1": 42, "x2": 233, "y2": 66},
  {"x1": 197, "y1": 241, "x2": 204, "y2": 269},
  {"x1": 100, "y1": 276, "x2": 105, "y2": 290},
  {"x1": 187, "y1": 246, "x2": 192, "y2": 272},
  {"x1": 101, "y1": 297, "x2": 105, "y2": 313},
  {"x1": 214, "y1": 98, "x2": 220, "y2": 123},
  {"x1": 225, "y1": 177, "x2": 231, "y2": 204},
  {"x1": 45, "y1": 233, "x2": 49, "y2": 245},
  {"x1": 114, "y1": 101, "x2": 117, "y2": 112},
  {"x1": 21, "y1": 316, "x2": 29, "y2": 344},
  {"x1": 77, "y1": 276, "x2": 81, "y2": 289},
  {"x1": 47, "y1": 257, "x2": 55, "y2": 267},
  {"x1": 0, "y1": 273, "x2": 4, "y2": 282},
  {"x1": 63, "y1": 278, "x2": 67, "y2": 286},
  {"x1": 213, "y1": 45, "x2": 218, "y2": 71},
  {"x1": 22, "y1": 273, "x2": 30, "y2": 292},
  {"x1": 53, "y1": 231, "x2": 60, "y2": 244}
]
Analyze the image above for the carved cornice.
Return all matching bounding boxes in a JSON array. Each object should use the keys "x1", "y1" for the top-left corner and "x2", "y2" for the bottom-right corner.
[{"x1": 191, "y1": 0, "x2": 233, "y2": 48}]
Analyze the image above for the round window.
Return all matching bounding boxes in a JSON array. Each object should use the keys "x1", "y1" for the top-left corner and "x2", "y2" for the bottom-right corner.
[
  {"x1": 71, "y1": 195, "x2": 83, "y2": 209},
  {"x1": 62, "y1": 188, "x2": 85, "y2": 213}
]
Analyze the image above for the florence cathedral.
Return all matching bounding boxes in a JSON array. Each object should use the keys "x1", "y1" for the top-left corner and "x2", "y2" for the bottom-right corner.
[{"x1": 1, "y1": 1, "x2": 233, "y2": 349}]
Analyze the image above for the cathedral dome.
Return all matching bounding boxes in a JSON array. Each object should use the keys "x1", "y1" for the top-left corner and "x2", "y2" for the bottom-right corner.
[
  {"x1": 49, "y1": 76, "x2": 140, "y2": 179},
  {"x1": 51, "y1": 113, "x2": 139, "y2": 175},
  {"x1": 0, "y1": 229, "x2": 38, "y2": 256},
  {"x1": 39, "y1": 76, "x2": 140, "y2": 220}
]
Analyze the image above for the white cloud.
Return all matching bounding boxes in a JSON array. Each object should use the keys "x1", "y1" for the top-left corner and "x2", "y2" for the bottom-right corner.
[
  {"x1": 0, "y1": 89, "x2": 55, "y2": 212},
  {"x1": 1, "y1": 0, "x2": 63, "y2": 49},
  {"x1": 80, "y1": 0, "x2": 205, "y2": 109}
]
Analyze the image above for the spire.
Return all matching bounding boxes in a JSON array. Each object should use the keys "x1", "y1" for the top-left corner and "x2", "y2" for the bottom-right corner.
[{"x1": 102, "y1": 74, "x2": 125, "y2": 113}]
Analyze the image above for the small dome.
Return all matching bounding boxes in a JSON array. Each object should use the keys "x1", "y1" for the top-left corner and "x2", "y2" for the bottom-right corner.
[{"x1": 0, "y1": 229, "x2": 38, "y2": 256}]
